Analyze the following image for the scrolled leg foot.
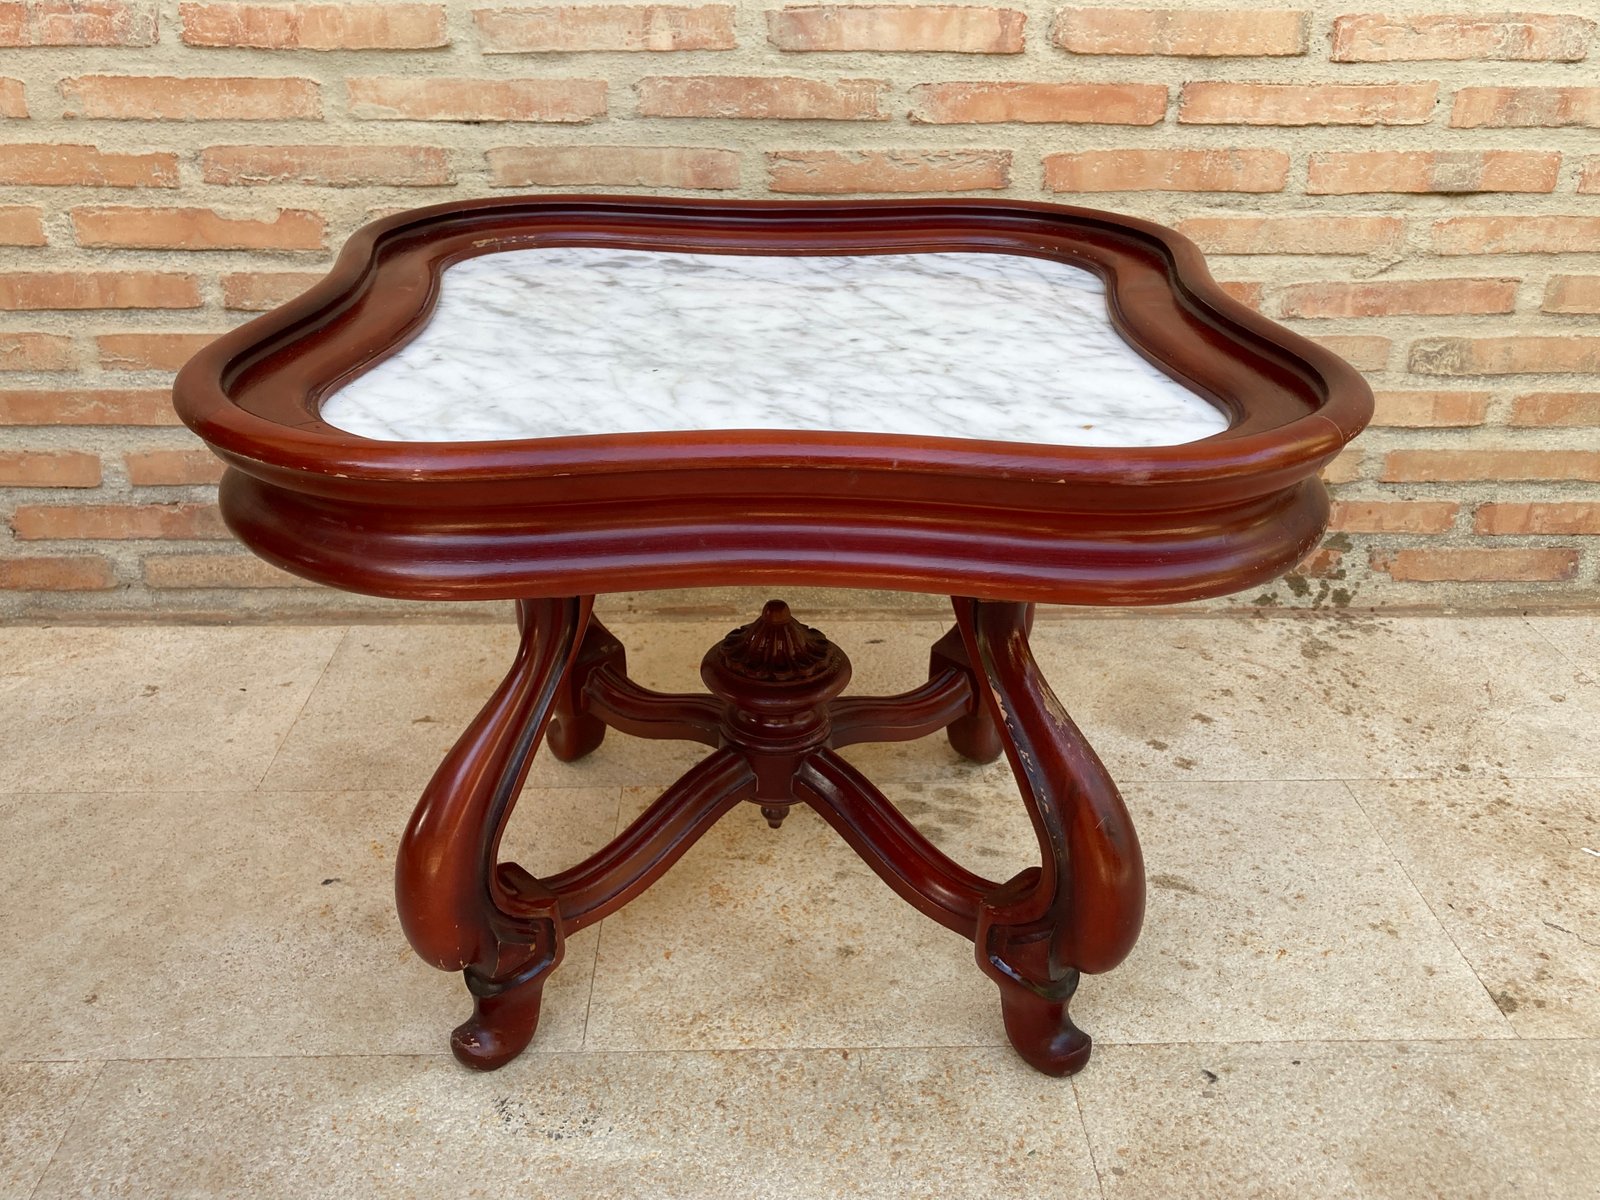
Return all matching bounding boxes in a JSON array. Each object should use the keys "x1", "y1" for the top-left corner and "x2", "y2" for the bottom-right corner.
[
  {"x1": 990, "y1": 957, "x2": 1090, "y2": 1077},
  {"x1": 451, "y1": 971, "x2": 549, "y2": 1071}
]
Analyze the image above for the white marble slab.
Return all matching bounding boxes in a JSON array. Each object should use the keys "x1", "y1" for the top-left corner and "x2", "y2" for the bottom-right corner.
[{"x1": 320, "y1": 247, "x2": 1231, "y2": 448}]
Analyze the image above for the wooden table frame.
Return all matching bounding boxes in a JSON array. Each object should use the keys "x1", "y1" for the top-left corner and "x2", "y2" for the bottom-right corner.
[{"x1": 174, "y1": 196, "x2": 1372, "y2": 1076}]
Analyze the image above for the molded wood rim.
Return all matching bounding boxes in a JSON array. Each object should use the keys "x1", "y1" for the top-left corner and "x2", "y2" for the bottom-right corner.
[{"x1": 173, "y1": 196, "x2": 1372, "y2": 604}]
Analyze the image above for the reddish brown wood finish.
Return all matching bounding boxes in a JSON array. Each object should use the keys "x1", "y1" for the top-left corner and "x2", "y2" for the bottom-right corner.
[
  {"x1": 172, "y1": 196, "x2": 1374, "y2": 1078},
  {"x1": 175, "y1": 196, "x2": 1370, "y2": 608}
]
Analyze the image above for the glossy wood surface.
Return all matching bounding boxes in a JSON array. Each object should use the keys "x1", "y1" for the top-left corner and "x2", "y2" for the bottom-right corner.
[
  {"x1": 175, "y1": 196, "x2": 1371, "y2": 607},
  {"x1": 173, "y1": 197, "x2": 1373, "y2": 1079}
]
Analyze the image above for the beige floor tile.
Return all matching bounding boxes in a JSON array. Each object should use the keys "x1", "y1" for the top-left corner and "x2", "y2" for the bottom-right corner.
[
  {"x1": 260, "y1": 618, "x2": 946, "y2": 793},
  {"x1": 0, "y1": 627, "x2": 344, "y2": 793},
  {"x1": 1027, "y1": 614, "x2": 1600, "y2": 782},
  {"x1": 1352, "y1": 777, "x2": 1600, "y2": 1037},
  {"x1": 1073, "y1": 1039, "x2": 1600, "y2": 1200},
  {"x1": 0, "y1": 788, "x2": 616, "y2": 1061},
  {"x1": 586, "y1": 775, "x2": 1507, "y2": 1053},
  {"x1": 1082, "y1": 781, "x2": 1511, "y2": 1044},
  {"x1": 584, "y1": 797, "x2": 1004, "y2": 1052},
  {"x1": 0, "y1": 1062, "x2": 102, "y2": 1200},
  {"x1": 33, "y1": 1048, "x2": 1100, "y2": 1199},
  {"x1": 1526, "y1": 614, "x2": 1600, "y2": 680}
]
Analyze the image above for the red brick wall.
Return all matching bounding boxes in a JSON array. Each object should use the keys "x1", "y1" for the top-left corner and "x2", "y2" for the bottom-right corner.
[{"x1": 2, "y1": 2, "x2": 1598, "y2": 616}]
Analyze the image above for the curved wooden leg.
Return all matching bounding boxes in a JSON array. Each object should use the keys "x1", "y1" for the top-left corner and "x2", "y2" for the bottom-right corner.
[
  {"x1": 954, "y1": 597, "x2": 1144, "y2": 1077},
  {"x1": 929, "y1": 619, "x2": 1015, "y2": 764},
  {"x1": 394, "y1": 596, "x2": 590, "y2": 1071},
  {"x1": 548, "y1": 613, "x2": 624, "y2": 763}
]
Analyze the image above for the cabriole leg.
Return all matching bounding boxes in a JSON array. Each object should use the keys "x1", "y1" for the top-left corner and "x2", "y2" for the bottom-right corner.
[
  {"x1": 953, "y1": 597, "x2": 1145, "y2": 1076},
  {"x1": 394, "y1": 596, "x2": 590, "y2": 1071}
]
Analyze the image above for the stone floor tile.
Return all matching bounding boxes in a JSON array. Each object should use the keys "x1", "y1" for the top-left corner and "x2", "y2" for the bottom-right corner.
[
  {"x1": 0, "y1": 1062, "x2": 102, "y2": 1200},
  {"x1": 584, "y1": 796, "x2": 1003, "y2": 1052},
  {"x1": 260, "y1": 618, "x2": 945, "y2": 793},
  {"x1": 1351, "y1": 777, "x2": 1600, "y2": 1037},
  {"x1": 0, "y1": 788, "x2": 617, "y2": 1061},
  {"x1": 1526, "y1": 615, "x2": 1600, "y2": 680},
  {"x1": 585, "y1": 776, "x2": 1506, "y2": 1053},
  {"x1": 1073, "y1": 1039, "x2": 1600, "y2": 1199},
  {"x1": 1026, "y1": 614, "x2": 1600, "y2": 782},
  {"x1": 33, "y1": 1049, "x2": 1100, "y2": 1199},
  {"x1": 0, "y1": 626, "x2": 344, "y2": 793}
]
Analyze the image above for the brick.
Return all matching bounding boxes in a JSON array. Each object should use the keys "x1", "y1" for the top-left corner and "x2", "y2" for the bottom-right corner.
[
  {"x1": 97, "y1": 333, "x2": 220, "y2": 372},
  {"x1": 767, "y1": 5, "x2": 1024, "y2": 53},
  {"x1": 1309, "y1": 335, "x2": 1390, "y2": 372},
  {"x1": 1383, "y1": 450, "x2": 1600, "y2": 483},
  {"x1": 0, "y1": 332, "x2": 75, "y2": 371},
  {"x1": 144, "y1": 553, "x2": 308, "y2": 588},
  {"x1": 1410, "y1": 336, "x2": 1600, "y2": 376},
  {"x1": 1452, "y1": 87, "x2": 1600, "y2": 128},
  {"x1": 1430, "y1": 216, "x2": 1600, "y2": 255},
  {"x1": 12, "y1": 502, "x2": 228, "y2": 540},
  {"x1": 1581, "y1": 158, "x2": 1600, "y2": 194},
  {"x1": 477, "y1": 4, "x2": 735, "y2": 52},
  {"x1": 1320, "y1": 446, "x2": 1362, "y2": 484},
  {"x1": 0, "y1": 77, "x2": 25, "y2": 116},
  {"x1": 124, "y1": 447, "x2": 224, "y2": 485},
  {"x1": 1178, "y1": 82, "x2": 1436, "y2": 125},
  {"x1": 638, "y1": 75, "x2": 885, "y2": 120},
  {"x1": 220, "y1": 271, "x2": 322, "y2": 310},
  {"x1": 1054, "y1": 7, "x2": 1307, "y2": 56},
  {"x1": 767, "y1": 148, "x2": 1009, "y2": 193},
  {"x1": 0, "y1": 143, "x2": 178, "y2": 187},
  {"x1": 181, "y1": 2, "x2": 445, "y2": 48},
  {"x1": 1374, "y1": 548, "x2": 1578, "y2": 583},
  {"x1": 1044, "y1": 148, "x2": 1288, "y2": 192},
  {"x1": 908, "y1": 81, "x2": 1165, "y2": 124},
  {"x1": 0, "y1": 205, "x2": 46, "y2": 245},
  {"x1": 0, "y1": 1, "x2": 157, "y2": 46},
  {"x1": 1543, "y1": 276, "x2": 1600, "y2": 314},
  {"x1": 0, "y1": 388, "x2": 178, "y2": 425},
  {"x1": 1279, "y1": 278, "x2": 1518, "y2": 319},
  {"x1": 1509, "y1": 392, "x2": 1600, "y2": 426},
  {"x1": 60, "y1": 75, "x2": 321, "y2": 120},
  {"x1": 1476, "y1": 503, "x2": 1600, "y2": 536},
  {"x1": 1370, "y1": 391, "x2": 1489, "y2": 428},
  {"x1": 487, "y1": 145, "x2": 739, "y2": 189},
  {"x1": 201, "y1": 144, "x2": 454, "y2": 187},
  {"x1": 0, "y1": 555, "x2": 115, "y2": 590},
  {"x1": 1330, "y1": 500, "x2": 1458, "y2": 534},
  {"x1": 1175, "y1": 214, "x2": 1402, "y2": 255},
  {"x1": 1298, "y1": 547, "x2": 1343, "y2": 578},
  {"x1": 1217, "y1": 280, "x2": 1262, "y2": 308},
  {"x1": 0, "y1": 450, "x2": 101, "y2": 486},
  {"x1": 1306, "y1": 149, "x2": 1559, "y2": 195},
  {"x1": 0, "y1": 271, "x2": 200, "y2": 310},
  {"x1": 1331, "y1": 13, "x2": 1594, "y2": 62},
  {"x1": 348, "y1": 77, "x2": 605, "y2": 122},
  {"x1": 72, "y1": 207, "x2": 324, "y2": 251}
]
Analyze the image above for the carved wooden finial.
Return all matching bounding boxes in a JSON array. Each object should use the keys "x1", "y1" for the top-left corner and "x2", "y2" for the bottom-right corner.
[{"x1": 712, "y1": 598, "x2": 839, "y2": 684}]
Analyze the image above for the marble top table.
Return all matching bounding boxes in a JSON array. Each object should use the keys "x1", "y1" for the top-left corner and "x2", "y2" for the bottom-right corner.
[
  {"x1": 321, "y1": 247, "x2": 1230, "y2": 448},
  {"x1": 175, "y1": 196, "x2": 1373, "y2": 1087}
]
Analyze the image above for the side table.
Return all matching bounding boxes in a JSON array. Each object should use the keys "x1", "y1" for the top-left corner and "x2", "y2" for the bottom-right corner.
[{"x1": 175, "y1": 197, "x2": 1371, "y2": 1076}]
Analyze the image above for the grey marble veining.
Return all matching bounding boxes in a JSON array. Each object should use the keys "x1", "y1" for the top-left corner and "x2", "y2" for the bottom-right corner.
[{"x1": 319, "y1": 247, "x2": 1231, "y2": 448}]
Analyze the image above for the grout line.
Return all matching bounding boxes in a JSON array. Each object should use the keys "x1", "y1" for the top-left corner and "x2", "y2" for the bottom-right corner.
[
  {"x1": 1341, "y1": 779, "x2": 1521, "y2": 1039},
  {"x1": 251, "y1": 625, "x2": 350, "y2": 791},
  {"x1": 24, "y1": 1058, "x2": 109, "y2": 1200},
  {"x1": 577, "y1": 784, "x2": 627, "y2": 1052},
  {"x1": 1518, "y1": 612, "x2": 1598, "y2": 681},
  {"x1": 20, "y1": 1033, "x2": 1594, "y2": 1070},
  {"x1": 1070, "y1": 1073, "x2": 1113, "y2": 1200}
]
